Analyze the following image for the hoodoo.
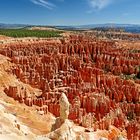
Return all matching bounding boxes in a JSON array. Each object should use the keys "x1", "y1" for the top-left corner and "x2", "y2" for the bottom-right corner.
[{"x1": 0, "y1": 33, "x2": 139, "y2": 140}]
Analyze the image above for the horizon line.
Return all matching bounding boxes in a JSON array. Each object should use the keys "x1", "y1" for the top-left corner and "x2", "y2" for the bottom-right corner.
[{"x1": 0, "y1": 22, "x2": 140, "y2": 27}]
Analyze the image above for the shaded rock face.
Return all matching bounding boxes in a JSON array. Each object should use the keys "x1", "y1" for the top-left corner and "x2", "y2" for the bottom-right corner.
[{"x1": 0, "y1": 35, "x2": 139, "y2": 140}]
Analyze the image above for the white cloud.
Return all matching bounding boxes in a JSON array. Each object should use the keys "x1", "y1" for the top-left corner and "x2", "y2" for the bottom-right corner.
[
  {"x1": 88, "y1": 0, "x2": 112, "y2": 10},
  {"x1": 30, "y1": 0, "x2": 56, "y2": 9}
]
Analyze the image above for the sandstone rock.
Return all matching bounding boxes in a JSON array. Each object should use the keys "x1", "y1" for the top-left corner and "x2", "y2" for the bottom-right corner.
[
  {"x1": 0, "y1": 35, "x2": 139, "y2": 140},
  {"x1": 59, "y1": 93, "x2": 70, "y2": 121}
]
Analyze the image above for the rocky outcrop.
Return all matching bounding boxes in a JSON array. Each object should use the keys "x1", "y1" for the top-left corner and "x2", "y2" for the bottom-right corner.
[
  {"x1": 59, "y1": 93, "x2": 70, "y2": 120},
  {"x1": 51, "y1": 93, "x2": 69, "y2": 131},
  {"x1": 0, "y1": 35, "x2": 139, "y2": 140},
  {"x1": 37, "y1": 93, "x2": 126, "y2": 140}
]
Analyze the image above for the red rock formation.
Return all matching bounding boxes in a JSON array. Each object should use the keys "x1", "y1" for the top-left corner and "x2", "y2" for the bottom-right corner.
[{"x1": 0, "y1": 35, "x2": 140, "y2": 140}]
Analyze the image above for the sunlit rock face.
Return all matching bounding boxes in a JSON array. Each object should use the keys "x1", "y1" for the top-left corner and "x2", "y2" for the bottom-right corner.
[
  {"x1": 59, "y1": 93, "x2": 70, "y2": 120},
  {"x1": 0, "y1": 35, "x2": 139, "y2": 140}
]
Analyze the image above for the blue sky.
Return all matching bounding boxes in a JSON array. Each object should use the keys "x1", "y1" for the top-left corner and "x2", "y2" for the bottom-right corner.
[{"x1": 0, "y1": 0, "x2": 140, "y2": 25}]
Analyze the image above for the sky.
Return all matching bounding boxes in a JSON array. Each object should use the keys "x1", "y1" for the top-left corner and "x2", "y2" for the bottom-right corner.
[{"x1": 0, "y1": 0, "x2": 140, "y2": 25}]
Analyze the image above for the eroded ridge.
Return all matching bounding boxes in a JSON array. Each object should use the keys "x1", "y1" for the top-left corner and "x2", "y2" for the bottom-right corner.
[{"x1": 0, "y1": 35, "x2": 139, "y2": 140}]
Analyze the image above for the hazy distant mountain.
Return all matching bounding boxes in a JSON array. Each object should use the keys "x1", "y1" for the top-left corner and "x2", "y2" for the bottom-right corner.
[
  {"x1": 0, "y1": 23, "x2": 28, "y2": 29},
  {"x1": 77, "y1": 23, "x2": 140, "y2": 28},
  {"x1": 77, "y1": 24, "x2": 140, "y2": 33},
  {"x1": 56, "y1": 23, "x2": 140, "y2": 33},
  {"x1": 0, "y1": 23, "x2": 140, "y2": 33}
]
